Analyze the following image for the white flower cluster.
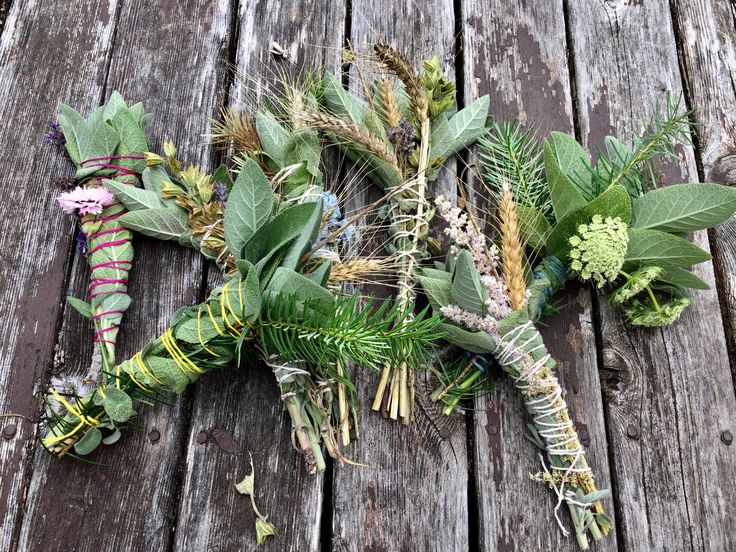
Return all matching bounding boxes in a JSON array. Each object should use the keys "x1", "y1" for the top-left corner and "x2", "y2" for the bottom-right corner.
[
  {"x1": 435, "y1": 195, "x2": 511, "y2": 320},
  {"x1": 440, "y1": 304, "x2": 501, "y2": 341}
]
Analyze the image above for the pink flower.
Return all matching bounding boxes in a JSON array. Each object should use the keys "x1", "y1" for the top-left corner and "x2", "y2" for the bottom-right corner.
[{"x1": 57, "y1": 186, "x2": 115, "y2": 216}]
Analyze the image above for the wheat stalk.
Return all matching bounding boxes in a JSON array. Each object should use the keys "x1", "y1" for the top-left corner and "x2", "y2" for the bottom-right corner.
[
  {"x1": 498, "y1": 185, "x2": 527, "y2": 310},
  {"x1": 209, "y1": 107, "x2": 260, "y2": 153},
  {"x1": 301, "y1": 110, "x2": 399, "y2": 167},
  {"x1": 373, "y1": 42, "x2": 428, "y2": 122},
  {"x1": 328, "y1": 257, "x2": 393, "y2": 285},
  {"x1": 380, "y1": 79, "x2": 402, "y2": 128}
]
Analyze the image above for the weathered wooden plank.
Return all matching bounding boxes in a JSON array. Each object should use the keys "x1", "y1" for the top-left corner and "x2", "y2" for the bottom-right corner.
[
  {"x1": 568, "y1": 2, "x2": 736, "y2": 550},
  {"x1": 330, "y1": 3, "x2": 469, "y2": 551},
  {"x1": 14, "y1": 1, "x2": 232, "y2": 550},
  {"x1": 172, "y1": 2, "x2": 346, "y2": 550},
  {"x1": 0, "y1": 2, "x2": 119, "y2": 549},
  {"x1": 461, "y1": 2, "x2": 617, "y2": 550},
  {"x1": 670, "y1": 0, "x2": 736, "y2": 367}
]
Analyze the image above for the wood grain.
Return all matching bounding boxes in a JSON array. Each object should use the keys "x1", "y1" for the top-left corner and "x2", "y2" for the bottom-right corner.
[
  {"x1": 0, "y1": 1, "x2": 119, "y2": 549},
  {"x1": 171, "y1": 2, "x2": 347, "y2": 550},
  {"x1": 462, "y1": 2, "x2": 617, "y2": 550},
  {"x1": 330, "y1": 2, "x2": 470, "y2": 551},
  {"x1": 670, "y1": 0, "x2": 736, "y2": 370},
  {"x1": 568, "y1": 1, "x2": 736, "y2": 550},
  {"x1": 14, "y1": 1, "x2": 232, "y2": 550}
]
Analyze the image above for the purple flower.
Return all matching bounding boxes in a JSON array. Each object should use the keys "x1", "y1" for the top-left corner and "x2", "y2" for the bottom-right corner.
[
  {"x1": 214, "y1": 182, "x2": 229, "y2": 203},
  {"x1": 45, "y1": 121, "x2": 66, "y2": 146},
  {"x1": 76, "y1": 230, "x2": 88, "y2": 253},
  {"x1": 387, "y1": 119, "x2": 416, "y2": 158}
]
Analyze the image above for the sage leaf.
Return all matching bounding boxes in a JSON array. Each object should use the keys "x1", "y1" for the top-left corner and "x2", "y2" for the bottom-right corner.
[
  {"x1": 418, "y1": 272, "x2": 452, "y2": 312},
  {"x1": 224, "y1": 158, "x2": 273, "y2": 258},
  {"x1": 66, "y1": 296, "x2": 92, "y2": 319},
  {"x1": 625, "y1": 228, "x2": 712, "y2": 269},
  {"x1": 110, "y1": 108, "x2": 147, "y2": 172},
  {"x1": 102, "y1": 387, "x2": 135, "y2": 423},
  {"x1": 430, "y1": 95, "x2": 490, "y2": 161},
  {"x1": 322, "y1": 71, "x2": 367, "y2": 123},
  {"x1": 74, "y1": 427, "x2": 103, "y2": 455},
  {"x1": 451, "y1": 250, "x2": 487, "y2": 315},
  {"x1": 120, "y1": 208, "x2": 189, "y2": 241},
  {"x1": 631, "y1": 183, "x2": 736, "y2": 233},
  {"x1": 256, "y1": 110, "x2": 291, "y2": 167},
  {"x1": 102, "y1": 428, "x2": 122, "y2": 446},
  {"x1": 438, "y1": 323, "x2": 496, "y2": 354},
  {"x1": 544, "y1": 132, "x2": 590, "y2": 218},
  {"x1": 105, "y1": 180, "x2": 163, "y2": 211},
  {"x1": 267, "y1": 267, "x2": 335, "y2": 310}
]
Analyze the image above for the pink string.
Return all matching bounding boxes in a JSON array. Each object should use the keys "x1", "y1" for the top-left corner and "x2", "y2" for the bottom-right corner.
[
  {"x1": 93, "y1": 260, "x2": 131, "y2": 270},
  {"x1": 93, "y1": 309, "x2": 124, "y2": 320},
  {"x1": 90, "y1": 238, "x2": 130, "y2": 254},
  {"x1": 83, "y1": 163, "x2": 137, "y2": 175},
  {"x1": 88, "y1": 278, "x2": 128, "y2": 291},
  {"x1": 81, "y1": 155, "x2": 144, "y2": 163},
  {"x1": 89, "y1": 227, "x2": 127, "y2": 240}
]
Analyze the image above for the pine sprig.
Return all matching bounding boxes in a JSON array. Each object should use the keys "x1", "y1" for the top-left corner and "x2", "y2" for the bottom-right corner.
[
  {"x1": 258, "y1": 294, "x2": 441, "y2": 376},
  {"x1": 593, "y1": 93, "x2": 695, "y2": 196},
  {"x1": 479, "y1": 121, "x2": 552, "y2": 218}
]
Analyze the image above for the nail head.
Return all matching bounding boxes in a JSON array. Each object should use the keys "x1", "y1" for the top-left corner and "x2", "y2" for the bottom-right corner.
[
  {"x1": 2, "y1": 425, "x2": 16, "y2": 439},
  {"x1": 626, "y1": 424, "x2": 640, "y2": 439},
  {"x1": 196, "y1": 430, "x2": 208, "y2": 444},
  {"x1": 148, "y1": 429, "x2": 160, "y2": 443},
  {"x1": 721, "y1": 430, "x2": 733, "y2": 446}
]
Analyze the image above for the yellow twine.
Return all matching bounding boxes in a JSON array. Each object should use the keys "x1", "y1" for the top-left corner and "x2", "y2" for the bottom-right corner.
[
  {"x1": 197, "y1": 305, "x2": 222, "y2": 358},
  {"x1": 42, "y1": 390, "x2": 99, "y2": 446},
  {"x1": 162, "y1": 328, "x2": 204, "y2": 375},
  {"x1": 134, "y1": 351, "x2": 165, "y2": 385}
]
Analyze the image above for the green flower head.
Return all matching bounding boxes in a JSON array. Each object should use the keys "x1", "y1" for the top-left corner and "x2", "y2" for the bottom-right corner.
[
  {"x1": 569, "y1": 215, "x2": 629, "y2": 288},
  {"x1": 624, "y1": 293, "x2": 692, "y2": 327},
  {"x1": 610, "y1": 266, "x2": 664, "y2": 304}
]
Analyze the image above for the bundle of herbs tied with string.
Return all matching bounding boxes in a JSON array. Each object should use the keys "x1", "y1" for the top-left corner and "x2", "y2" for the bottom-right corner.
[
  {"x1": 50, "y1": 92, "x2": 149, "y2": 398},
  {"x1": 298, "y1": 42, "x2": 490, "y2": 423},
  {"x1": 43, "y1": 93, "x2": 441, "y2": 475}
]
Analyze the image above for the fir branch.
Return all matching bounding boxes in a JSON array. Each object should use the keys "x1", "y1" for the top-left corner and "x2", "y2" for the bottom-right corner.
[{"x1": 479, "y1": 121, "x2": 551, "y2": 218}]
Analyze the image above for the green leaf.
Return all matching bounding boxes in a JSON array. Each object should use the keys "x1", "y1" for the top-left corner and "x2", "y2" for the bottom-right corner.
[
  {"x1": 75, "y1": 118, "x2": 120, "y2": 179},
  {"x1": 658, "y1": 267, "x2": 710, "y2": 290},
  {"x1": 102, "y1": 387, "x2": 135, "y2": 423},
  {"x1": 632, "y1": 183, "x2": 736, "y2": 233},
  {"x1": 103, "y1": 91, "x2": 127, "y2": 121},
  {"x1": 74, "y1": 427, "x2": 103, "y2": 455},
  {"x1": 105, "y1": 180, "x2": 163, "y2": 211},
  {"x1": 543, "y1": 132, "x2": 589, "y2": 218},
  {"x1": 430, "y1": 95, "x2": 490, "y2": 161},
  {"x1": 322, "y1": 71, "x2": 367, "y2": 123},
  {"x1": 451, "y1": 250, "x2": 487, "y2": 315},
  {"x1": 256, "y1": 110, "x2": 291, "y2": 167},
  {"x1": 625, "y1": 228, "x2": 712, "y2": 269},
  {"x1": 438, "y1": 323, "x2": 496, "y2": 354},
  {"x1": 280, "y1": 199, "x2": 323, "y2": 271},
  {"x1": 144, "y1": 356, "x2": 192, "y2": 393},
  {"x1": 58, "y1": 104, "x2": 85, "y2": 164},
  {"x1": 224, "y1": 158, "x2": 273, "y2": 257},
  {"x1": 102, "y1": 428, "x2": 122, "y2": 445},
  {"x1": 418, "y1": 272, "x2": 452, "y2": 312},
  {"x1": 66, "y1": 296, "x2": 92, "y2": 319},
  {"x1": 241, "y1": 202, "x2": 320, "y2": 267},
  {"x1": 267, "y1": 267, "x2": 335, "y2": 310},
  {"x1": 120, "y1": 208, "x2": 189, "y2": 241},
  {"x1": 110, "y1": 108, "x2": 148, "y2": 172},
  {"x1": 306, "y1": 261, "x2": 331, "y2": 287},
  {"x1": 517, "y1": 206, "x2": 552, "y2": 251},
  {"x1": 545, "y1": 184, "x2": 632, "y2": 258}
]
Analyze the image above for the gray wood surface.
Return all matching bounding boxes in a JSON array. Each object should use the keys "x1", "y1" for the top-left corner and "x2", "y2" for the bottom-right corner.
[
  {"x1": 461, "y1": 2, "x2": 617, "y2": 550},
  {"x1": 0, "y1": 1, "x2": 733, "y2": 551},
  {"x1": 0, "y1": 1, "x2": 119, "y2": 548},
  {"x1": 568, "y1": 1, "x2": 736, "y2": 550}
]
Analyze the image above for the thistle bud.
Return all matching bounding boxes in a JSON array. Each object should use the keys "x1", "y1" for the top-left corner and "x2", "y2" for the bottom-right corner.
[{"x1": 143, "y1": 151, "x2": 164, "y2": 167}]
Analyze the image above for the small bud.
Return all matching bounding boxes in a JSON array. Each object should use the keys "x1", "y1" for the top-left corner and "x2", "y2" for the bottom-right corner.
[
  {"x1": 160, "y1": 180, "x2": 184, "y2": 198},
  {"x1": 163, "y1": 140, "x2": 177, "y2": 158},
  {"x1": 143, "y1": 151, "x2": 164, "y2": 167},
  {"x1": 255, "y1": 518, "x2": 277, "y2": 545}
]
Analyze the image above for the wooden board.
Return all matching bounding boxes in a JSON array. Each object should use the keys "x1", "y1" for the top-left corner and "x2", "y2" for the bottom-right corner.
[
  {"x1": 0, "y1": 1, "x2": 119, "y2": 549},
  {"x1": 171, "y1": 2, "x2": 347, "y2": 550},
  {"x1": 670, "y1": 0, "x2": 736, "y2": 367},
  {"x1": 461, "y1": 2, "x2": 617, "y2": 550},
  {"x1": 568, "y1": 1, "x2": 736, "y2": 550},
  {"x1": 330, "y1": 2, "x2": 470, "y2": 551},
  {"x1": 14, "y1": 1, "x2": 232, "y2": 550}
]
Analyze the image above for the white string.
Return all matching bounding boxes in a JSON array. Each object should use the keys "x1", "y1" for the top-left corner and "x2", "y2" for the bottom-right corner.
[{"x1": 493, "y1": 322, "x2": 592, "y2": 536}]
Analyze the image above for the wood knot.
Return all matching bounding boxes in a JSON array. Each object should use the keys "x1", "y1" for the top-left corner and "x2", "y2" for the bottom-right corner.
[{"x1": 710, "y1": 152, "x2": 736, "y2": 186}]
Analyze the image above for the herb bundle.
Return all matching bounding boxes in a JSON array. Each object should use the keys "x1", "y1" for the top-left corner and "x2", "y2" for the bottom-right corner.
[
  {"x1": 301, "y1": 44, "x2": 490, "y2": 422},
  {"x1": 419, "y1": 191, "x2": 612, "y2": 549},
  {"x1": 52, "y1": 92, "x2": 149, "y2": 392},
  {"x1": 44, "y1": 156, "x2": 441, "y2": 473}
]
